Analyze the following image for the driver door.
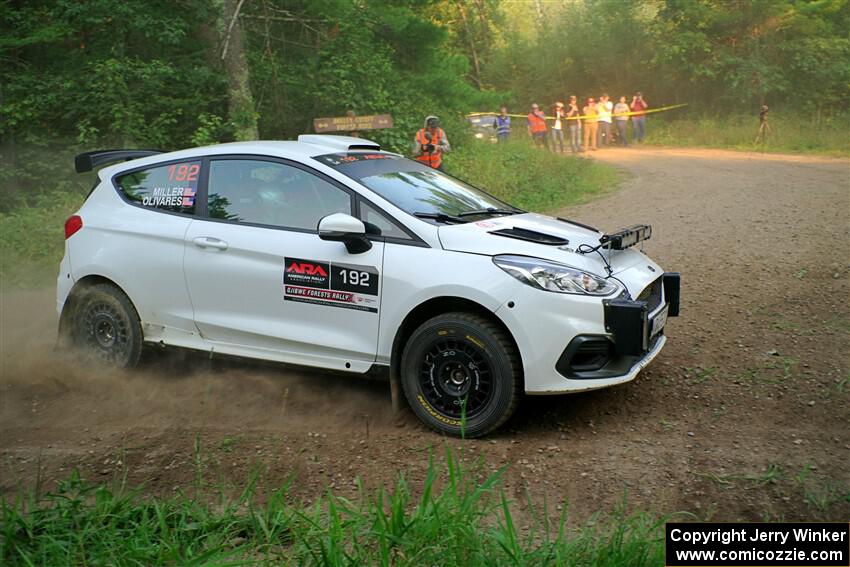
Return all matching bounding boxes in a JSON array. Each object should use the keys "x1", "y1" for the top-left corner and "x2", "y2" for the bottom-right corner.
[{"x1": 183, "y1": 157, "x2": 384, "y2": 370}]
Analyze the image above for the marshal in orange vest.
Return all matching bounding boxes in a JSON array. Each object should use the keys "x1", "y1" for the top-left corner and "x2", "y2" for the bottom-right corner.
[
  {"x1": 414, "y1": 127, "x2": 447, "y2": 169},
  {"x1": 527, "y1": 110, "x2": 548, "y2": 134}
]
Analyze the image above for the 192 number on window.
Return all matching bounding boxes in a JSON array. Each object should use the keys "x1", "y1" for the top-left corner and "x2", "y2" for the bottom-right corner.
[{"x1": 167, "y1": 163, "x2": 199, "y2": 181}]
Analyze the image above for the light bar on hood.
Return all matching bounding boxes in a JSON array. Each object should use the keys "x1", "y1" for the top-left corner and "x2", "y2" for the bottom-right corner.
[{"x1": 599, "y1": 224, "x2": 651, "y2": 250}]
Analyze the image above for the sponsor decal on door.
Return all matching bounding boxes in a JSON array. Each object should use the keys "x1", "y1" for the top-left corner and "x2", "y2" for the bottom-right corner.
[{"x1": 284, "y1": 257, "x2": 379, "y2": 313}]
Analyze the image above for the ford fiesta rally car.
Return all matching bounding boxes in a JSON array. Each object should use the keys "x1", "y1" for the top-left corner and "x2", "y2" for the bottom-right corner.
[{"x1": 58, "y1": 135, "x2": 679, "y2": 437}]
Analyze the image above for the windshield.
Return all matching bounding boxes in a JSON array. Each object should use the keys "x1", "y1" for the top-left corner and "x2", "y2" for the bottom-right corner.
[
  {"x1": 312, "y1": 152, "x2": 519, "y2": 222},
  {"x1": 358, "y1": 169, "x2": 515, "y2": 220}
]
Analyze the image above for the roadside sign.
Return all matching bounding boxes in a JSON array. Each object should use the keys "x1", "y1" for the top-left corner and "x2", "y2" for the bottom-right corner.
[{"x1": 313, "y1": 114, "x2": 393, "y2": 133}]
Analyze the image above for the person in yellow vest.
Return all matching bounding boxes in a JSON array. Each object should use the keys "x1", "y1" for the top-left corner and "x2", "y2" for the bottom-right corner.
[
  {"x1": 412, "y1": 115, "x2": 451, "y2": 170},
  {"x1": 582, "y1": 97, "x2": 599, "y2": 152}
]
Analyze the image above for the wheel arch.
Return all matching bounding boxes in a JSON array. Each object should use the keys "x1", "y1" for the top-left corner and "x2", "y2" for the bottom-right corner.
[
  {"x1": 389, "y1": 296, "x2": 524, "y2": 390},
  {"x1": 58, "y1": 274, "x2": 140, "y2": 341}
]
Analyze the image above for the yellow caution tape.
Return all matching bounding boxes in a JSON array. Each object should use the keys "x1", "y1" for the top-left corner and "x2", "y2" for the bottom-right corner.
[{"x1": 468, "y1": 103, "x2": 688, "y2": 122}]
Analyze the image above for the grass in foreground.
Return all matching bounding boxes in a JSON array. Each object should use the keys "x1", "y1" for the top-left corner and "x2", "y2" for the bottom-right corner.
[
  {"x1": 1, "y1": 448, "x2": 665, "y2": 566},
  {"x1": 645, "y1": 112, "x2": 849, "y2": 157},
  {"x1": 446, "y1": 139, "x2": 619, "y2": 213}
]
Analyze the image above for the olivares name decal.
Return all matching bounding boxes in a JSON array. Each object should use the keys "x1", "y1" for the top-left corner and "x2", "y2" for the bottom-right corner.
[{"x1": 284, "y1": 257, "x2": 379, "y2": 313}]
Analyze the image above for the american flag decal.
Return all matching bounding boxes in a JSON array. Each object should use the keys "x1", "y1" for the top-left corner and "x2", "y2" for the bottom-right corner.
[{"x1": 181, "y1": 187, "x2": 195, "y2": 207}]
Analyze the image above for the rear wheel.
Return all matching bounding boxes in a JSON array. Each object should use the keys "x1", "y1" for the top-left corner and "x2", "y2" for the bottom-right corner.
[
  {"x1": 401, "y1": 312, "x2": 521, "y2": 437},
  {"x1": 70, "y1": 283, "x2": 143, "y2": 368}
]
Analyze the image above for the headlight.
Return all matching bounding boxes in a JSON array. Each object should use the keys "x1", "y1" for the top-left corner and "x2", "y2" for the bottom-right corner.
[{"x1": 493, "y1": 255, "x2": 620, "y2": 296}]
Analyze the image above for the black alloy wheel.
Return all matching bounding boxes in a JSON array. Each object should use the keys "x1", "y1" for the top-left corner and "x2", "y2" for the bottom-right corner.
[
  {"x1": 418, "y1": 336, "x2": 494, "y2": 421},
  {"x1": 72, "y1": 283, "x2": 143, "y2": 368},
  {"x1": 401, "y1": 312, "x2": 521, "y2": 437}
]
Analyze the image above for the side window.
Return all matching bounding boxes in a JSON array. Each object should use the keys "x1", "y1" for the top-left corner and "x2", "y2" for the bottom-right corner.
[
  {"x1": 208, "y1": 159, "x2": 352, "y2": 230},
  {"x1": 359, "y1": 201, "x2": 411, "y2": 240},
  {"x1": 116, "y1": 161, "x2": 200, "y2": 215}
]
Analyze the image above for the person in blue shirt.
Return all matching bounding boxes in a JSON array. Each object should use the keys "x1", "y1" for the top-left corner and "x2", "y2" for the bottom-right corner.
[{"x1": 492, "y1": 106, "x2": 511, "y2": 142}]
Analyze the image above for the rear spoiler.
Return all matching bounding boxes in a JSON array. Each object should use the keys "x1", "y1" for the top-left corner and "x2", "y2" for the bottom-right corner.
[{"x1": 74, "y1": 149, "x2": 163, "y2": 173}]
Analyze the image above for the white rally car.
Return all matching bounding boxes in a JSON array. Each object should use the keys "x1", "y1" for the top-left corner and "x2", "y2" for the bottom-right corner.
[{"x1": 58, "y1": 135, "x2": 679, "y2": 437}]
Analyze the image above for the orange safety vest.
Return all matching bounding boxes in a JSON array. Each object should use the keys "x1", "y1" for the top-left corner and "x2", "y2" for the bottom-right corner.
[
  {"x1": 527, "y1": 111, "x2": 547, "y2": 134},
  {"x1": 415, "y1": 128, "x2": 444, "y2": 169}
]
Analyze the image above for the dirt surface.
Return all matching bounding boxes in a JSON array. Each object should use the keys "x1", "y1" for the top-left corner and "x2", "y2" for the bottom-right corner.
[{"x1": 2, "y1": 147, "x2": 848, "y2": 522}]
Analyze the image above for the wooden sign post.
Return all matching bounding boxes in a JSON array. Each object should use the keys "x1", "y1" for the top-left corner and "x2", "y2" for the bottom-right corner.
[{"x1": 313, "y1": 113, "x2": 393, "y2": 134}]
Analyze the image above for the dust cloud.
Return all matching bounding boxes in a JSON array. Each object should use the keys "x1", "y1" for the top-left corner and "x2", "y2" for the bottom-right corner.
[{"x1": 0, "y1": 287, "x2": 394, "y2": 437}]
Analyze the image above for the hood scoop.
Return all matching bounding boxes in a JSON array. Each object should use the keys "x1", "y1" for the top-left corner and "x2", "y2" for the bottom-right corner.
[{"x1": 489, "y1": 227, "x2": 568, "y2": 246}]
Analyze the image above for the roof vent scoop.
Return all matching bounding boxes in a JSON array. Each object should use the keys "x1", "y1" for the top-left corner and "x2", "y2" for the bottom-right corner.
[{"x1": 297, "y1": 135, "x2": 380, "y2": 152}]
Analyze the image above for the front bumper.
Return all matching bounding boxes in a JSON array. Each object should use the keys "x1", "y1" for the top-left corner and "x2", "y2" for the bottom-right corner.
[{"x1": 499, "y1": 272, "x2": 679, "y2": 394}]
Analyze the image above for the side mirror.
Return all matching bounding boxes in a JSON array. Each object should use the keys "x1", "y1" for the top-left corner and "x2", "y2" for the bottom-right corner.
[{"x1": 318, "y1": 213, "x2": 373, "y2": 254}]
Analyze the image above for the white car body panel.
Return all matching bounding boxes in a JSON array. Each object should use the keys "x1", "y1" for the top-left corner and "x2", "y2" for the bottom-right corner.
[
  {"x1": 183, "y1": 218, "x2": 384, "y2": 369},
  {"x1": 63, "y1": 182, "x2": 197, "y2": 338},
  {"x1": 59, "y1": 136, "x2": 675, "y2": 396}
]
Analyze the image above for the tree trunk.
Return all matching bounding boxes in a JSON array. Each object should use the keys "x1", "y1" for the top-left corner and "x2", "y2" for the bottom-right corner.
[
  {"x1": 220, "y1": 0, "x2": 258, "y2": 141},
  {"x1": 455, "y1": 1, "x2": 482, "y2": 89}
]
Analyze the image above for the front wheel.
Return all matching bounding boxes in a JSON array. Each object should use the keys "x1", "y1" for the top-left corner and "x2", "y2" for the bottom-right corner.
[
  {"x1": 69, "y1": 283, "x2": 143, "y2": 368},
  {"x1": 401, "y1": 312, "x2": 521, "y2": 438}
]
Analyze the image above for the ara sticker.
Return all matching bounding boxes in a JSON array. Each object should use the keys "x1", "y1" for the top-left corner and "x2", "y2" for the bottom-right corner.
[{"x1": 284, "y1": 257, "x2": 379, "y2": 313}]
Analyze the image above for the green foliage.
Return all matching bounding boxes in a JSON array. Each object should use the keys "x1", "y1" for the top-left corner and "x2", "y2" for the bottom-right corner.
[
  {"x1": 0, "y1": 0, "x2": 225, "y2": 148},
  {"x1": 1, "y1": 448, "x2": 667, "y2": 565},
  {"x1": 492, "y1": 0, "x2": 656, "y2": 108},
  {"x1": 0, "y1": 0, "x2": 227, "y2": 204},
  {"x1": 653, "y1": 0, "x2": 850, "y2": 108},
  {"x1": 488, "y1": 0, "x2": 850, "y2": 115},
  {"x1": 241, "y1": 0, "x2": 499, "y2": 153}
]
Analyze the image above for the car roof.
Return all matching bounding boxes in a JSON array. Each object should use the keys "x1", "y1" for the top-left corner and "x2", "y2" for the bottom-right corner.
[{"x1": 99, "y1": 136, "x2": 384, "y2": 178}]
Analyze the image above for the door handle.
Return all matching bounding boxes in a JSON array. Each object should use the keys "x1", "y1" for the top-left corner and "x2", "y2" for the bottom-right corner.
[{"x1": 192, "y1": 236, "x2": 228, "y2": 250}]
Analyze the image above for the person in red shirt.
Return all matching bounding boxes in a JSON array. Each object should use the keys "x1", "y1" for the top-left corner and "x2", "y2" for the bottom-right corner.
[
  {"x1": 526, "y1": 103, "x2": 549, "y2": 149},
  {"x1": 630, "y1": 91, "x2": 648, "y2": 143}
]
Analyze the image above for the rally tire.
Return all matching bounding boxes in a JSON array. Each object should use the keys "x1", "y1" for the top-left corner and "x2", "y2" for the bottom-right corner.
[
  {"x1": 400, "y1": 312, "x2": 521, "y2": 438},
  {"x1": 70, "y1": 283, "x2": 143, "y2": 368}
]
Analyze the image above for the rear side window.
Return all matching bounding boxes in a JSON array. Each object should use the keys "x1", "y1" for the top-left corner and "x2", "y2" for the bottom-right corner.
[{"x1": 115, "y1": 161, "x2": 200, "y2": 215}]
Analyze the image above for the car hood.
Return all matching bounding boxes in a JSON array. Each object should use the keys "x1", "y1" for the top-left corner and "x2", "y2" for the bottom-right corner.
[{"x1": 438, "y1": 213, "x2": 656, "y2": 277}]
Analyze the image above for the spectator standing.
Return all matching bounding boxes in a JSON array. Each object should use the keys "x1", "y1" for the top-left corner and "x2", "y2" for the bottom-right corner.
[
  {"x1": 613, "y1": 96, "x2": 630, "y2": 146},
  {"x1": 550, "y1": 102, "x2": 566, "y2": 153},
  {"x1": 630, "y1": 91, "x2": 648, "y2": 142},
  {"x1": 582, "y1": 97, "x2": 598, "y2": 152},
  {"x1": 527, "y1": 103, "x2": 549, "y2": 148},
  {"x1": 566, "y1": 95, "x2": 582, "y2": 153},
  {"x1": 596, "y1": 94, "x2": 613, "y2": 147},
  {"x1": 412, "y1": 115, "x2": 451, "y2": 170},
  {"x1": 755, "y1": 105, "x2": 770, "y2": 144},
  {"x1": 493, "y1": 106, "x2": 511, "y2": 143}
]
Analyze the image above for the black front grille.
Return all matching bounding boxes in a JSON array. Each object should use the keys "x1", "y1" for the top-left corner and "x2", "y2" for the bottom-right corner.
[{"x1": 637, "y1": 276, "x2": 663, "y2": 312}]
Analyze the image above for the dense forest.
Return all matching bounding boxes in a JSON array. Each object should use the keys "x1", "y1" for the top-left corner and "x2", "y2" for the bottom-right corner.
[{"x1": 1, "y1": 0, "x2": 848, "y2": 205}]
